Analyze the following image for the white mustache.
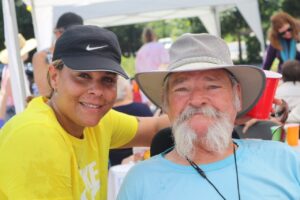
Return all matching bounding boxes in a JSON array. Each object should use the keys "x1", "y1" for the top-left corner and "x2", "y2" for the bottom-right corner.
[{"x1": 176, "y1": 105, "x2": 221, "y2": 125}]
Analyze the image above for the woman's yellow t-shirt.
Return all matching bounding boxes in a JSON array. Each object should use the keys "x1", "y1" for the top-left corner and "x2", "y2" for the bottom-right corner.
[{"x1": 0, "y1": 97, "x2": 138, "y2": 200}]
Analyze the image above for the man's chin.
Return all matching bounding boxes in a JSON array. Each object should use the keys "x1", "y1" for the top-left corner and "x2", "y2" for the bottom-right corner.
[{"x1": 188, "y1": 117, "x2": 214, "y2": 132}]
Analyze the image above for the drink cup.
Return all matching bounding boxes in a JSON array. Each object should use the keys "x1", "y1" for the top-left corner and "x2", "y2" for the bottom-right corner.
[
  {"x1": 284, "y1": 123, "x2": 299, "y2": 146},
  {"x1": 133, "y1": 147, "x2": 149, "y2": 155},
  {"x1": 271, "y1": 126, "x2": 282, "y2": 141},
  {"x1": 246, "y1": 70, "x2": 282, "y2": 119}
]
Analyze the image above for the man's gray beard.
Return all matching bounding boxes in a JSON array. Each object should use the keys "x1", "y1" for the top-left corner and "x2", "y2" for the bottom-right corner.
[{"x1": 172, "y1": 106, "x2": 234, "y2": 160}]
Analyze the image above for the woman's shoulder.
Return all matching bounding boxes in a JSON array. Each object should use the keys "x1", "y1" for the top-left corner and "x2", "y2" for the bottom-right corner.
[{"x1": 0, "y1": 98, "x2": 64, "y2": 140}]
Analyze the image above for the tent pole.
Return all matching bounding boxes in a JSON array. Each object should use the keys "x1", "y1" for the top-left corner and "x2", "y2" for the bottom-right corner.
[{"x1": 2, "y1": 0, "x2": 27, "y2": 113}]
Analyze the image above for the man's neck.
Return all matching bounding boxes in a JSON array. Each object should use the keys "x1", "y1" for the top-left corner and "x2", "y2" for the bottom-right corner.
[{"x1": 165, "y1": 142, "x2": 235, "y2": 165}]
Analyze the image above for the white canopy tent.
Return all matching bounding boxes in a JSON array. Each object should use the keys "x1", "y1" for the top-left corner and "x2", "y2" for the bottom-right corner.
[
  {"x1": 3, "y1": 0, "x2": 264, "y2": 112},
  {"x1": 27, "y1": 0, "x2": 264, "y2": 51}
]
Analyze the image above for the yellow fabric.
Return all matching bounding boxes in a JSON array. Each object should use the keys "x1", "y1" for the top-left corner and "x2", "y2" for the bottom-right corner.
[{"x1": 0, "y1": 97, "x2": 138, "y2": 200}]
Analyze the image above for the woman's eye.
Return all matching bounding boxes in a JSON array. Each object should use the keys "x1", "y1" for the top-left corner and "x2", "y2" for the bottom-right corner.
[
  {"x1": 78, "y1": 73, "x2": 90, "y2": 79},
  {"x1": 102, "y1": 77, "x2": 116, "y2": 85}
]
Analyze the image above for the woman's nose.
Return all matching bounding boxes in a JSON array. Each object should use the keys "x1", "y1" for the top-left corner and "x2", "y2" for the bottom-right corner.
[{"x1": 87, "y1": 83, "x2": 104, "y2": 97}]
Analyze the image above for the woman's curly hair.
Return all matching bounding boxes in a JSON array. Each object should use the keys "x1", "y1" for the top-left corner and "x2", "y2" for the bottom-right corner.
[{"x1": 268, "y1": 11, "x2": 300, "y2": 50}]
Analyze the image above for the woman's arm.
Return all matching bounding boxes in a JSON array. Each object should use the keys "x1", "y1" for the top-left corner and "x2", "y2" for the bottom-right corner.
[
  {"x1": 263, "y1": 45, "x2": 278, "y2": 70},
  {"x1": 122, "y1": 114, "x2": 170, "y2": 147}
]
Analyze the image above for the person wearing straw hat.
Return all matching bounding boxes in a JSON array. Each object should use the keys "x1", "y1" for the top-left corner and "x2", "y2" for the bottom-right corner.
[
  {"x1": 0, "y1": 33, "x2": 37, "y2": 121},
  {"x1": 32, "y1": 12, "x2": 83, "y2": 97},
  {"x1": 0, "y1": 25, "x2": 169, "y2": 200},
  {"x1": 0, "y1": 34, "x2": 37, "y2": 64},
  {"x1": 117, "y1": 33, "x2": 300, "y2": 200}
]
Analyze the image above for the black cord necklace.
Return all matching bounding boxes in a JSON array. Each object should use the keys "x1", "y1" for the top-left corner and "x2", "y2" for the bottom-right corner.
[{"x1": 186, "y1": 142, "x2": 241, "y2": 200}]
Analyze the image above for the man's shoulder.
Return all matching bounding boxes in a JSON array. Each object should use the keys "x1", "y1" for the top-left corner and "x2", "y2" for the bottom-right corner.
[
  {"x1": 237, "y1": 139, "x2": 296, "y2": 156},
  {"x1": 127, "y1": 155, "x2": 165, "y2": 174},
  {"x1": 238, "y1": 139, "x2": 285, "y2": 147}
]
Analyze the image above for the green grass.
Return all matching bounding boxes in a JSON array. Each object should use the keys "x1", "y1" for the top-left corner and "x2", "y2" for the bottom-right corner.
[{"x1": 121, "y1": 55, "x2": 136, "y2": 78}]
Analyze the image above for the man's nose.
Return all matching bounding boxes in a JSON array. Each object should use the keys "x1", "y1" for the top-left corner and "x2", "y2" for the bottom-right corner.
[{"x1": 188, "y1": 88, "x2": 210, "y2": 107}]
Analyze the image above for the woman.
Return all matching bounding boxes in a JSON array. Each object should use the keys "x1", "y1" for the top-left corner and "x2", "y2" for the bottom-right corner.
[
  {"x1": 263, "y1": 11, "x2": 300, "y2": 73},
  {"x1": 0, "y1": 25, "x2": 169, "y2": 200}
]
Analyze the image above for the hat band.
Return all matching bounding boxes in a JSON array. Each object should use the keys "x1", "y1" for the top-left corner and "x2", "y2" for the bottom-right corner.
[{"x1": 169, "y1": 56, "x2": 233, "y2": 70}]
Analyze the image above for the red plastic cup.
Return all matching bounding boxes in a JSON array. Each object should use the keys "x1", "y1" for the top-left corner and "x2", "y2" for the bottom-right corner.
[{"x1": 246, "y1": 70, "x2": 282, "y2": 119}]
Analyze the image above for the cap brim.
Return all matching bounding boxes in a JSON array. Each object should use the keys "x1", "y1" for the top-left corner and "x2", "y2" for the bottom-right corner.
[
  {"x1": 135, "y1": 64, "x2": 265, "y2": 117},
  {"x1": 62, "y1": 55, "x2": 129, "y2": 79}
]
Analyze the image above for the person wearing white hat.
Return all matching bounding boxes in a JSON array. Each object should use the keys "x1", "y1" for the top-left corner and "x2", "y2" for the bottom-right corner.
[
  {"x1": 0, "y1": 33, "x2": 37, "y2": 121},
  {"x1": 117, "y1": 33, "x2": 300, "y2": 200}
]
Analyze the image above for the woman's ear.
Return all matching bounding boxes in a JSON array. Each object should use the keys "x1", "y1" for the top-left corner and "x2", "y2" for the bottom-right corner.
[{"x1": 48, "y1": 65, "x2": 59, "y2": 90}]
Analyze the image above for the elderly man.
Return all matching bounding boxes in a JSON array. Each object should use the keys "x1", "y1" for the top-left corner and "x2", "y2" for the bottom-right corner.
[{"x1": 117, "y1": 34, "x2": 300, "y2": 199}]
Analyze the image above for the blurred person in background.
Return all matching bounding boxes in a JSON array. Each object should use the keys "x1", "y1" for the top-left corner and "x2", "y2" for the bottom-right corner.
[
  {"x1": 135, "y1": 27, "x2": 170, "y2": 110},
  {"x1": 110, "y1": 77, "x2": 153, "y2": 166},
  {"x1": 32, "y1": 12, "x2": 83, "y2": 97},
  {"x1": 135, "y1": 27, "x2": 169, "y2": 73},
  {"x1": 276, "y1": 60, "x2": 300, "y2": 123},
  {"x1": 263, "y1": 11, "x2": 300, "y2": 73},
  {"x1": 0, "y1": 34, "x2": 36, "y2": 121}
]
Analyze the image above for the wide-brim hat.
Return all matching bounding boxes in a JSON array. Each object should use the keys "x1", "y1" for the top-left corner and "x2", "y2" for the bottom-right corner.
[
  {"x1": 135, "y1": 33, "x2": 266, "y2": 117},
  {"x1": 0, "y1": 34, "x2": 37, "y2": 64},
  {"x1": 52, "y1": 25, "x2": 128, "y2": 79}
]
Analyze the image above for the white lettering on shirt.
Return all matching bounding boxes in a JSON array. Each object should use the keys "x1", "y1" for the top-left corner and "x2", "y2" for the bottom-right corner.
[{"x1": 80, "y1": 161, "x2": 100, "y2": 200}]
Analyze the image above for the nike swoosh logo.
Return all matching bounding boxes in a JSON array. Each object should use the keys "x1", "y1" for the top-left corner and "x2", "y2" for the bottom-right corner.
[{"x1": 86, "y1": 44, "x2": 108, "y2": 51}]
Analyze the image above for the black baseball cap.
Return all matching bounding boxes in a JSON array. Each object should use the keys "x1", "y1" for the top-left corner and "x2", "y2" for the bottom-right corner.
[
  {"x1": 55, "y1": 12, "x2": 83, "y2": 30},
  {"x1": 52, "y1": 25, "x2": 128, "y2": 79}
]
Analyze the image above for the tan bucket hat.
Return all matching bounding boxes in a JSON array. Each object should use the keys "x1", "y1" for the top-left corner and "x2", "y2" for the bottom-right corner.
[
  {"x1": 0, "y1": 34, "x2": 37, "y2": 64},
  {"x1": 135, "y1": 33, "x2": 266, "y2": 117}
]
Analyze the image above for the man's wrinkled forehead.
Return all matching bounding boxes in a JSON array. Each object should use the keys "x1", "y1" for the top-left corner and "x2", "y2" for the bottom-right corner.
[{"x1": 166, "y1": 69, "x2": 233, "y2": 85}]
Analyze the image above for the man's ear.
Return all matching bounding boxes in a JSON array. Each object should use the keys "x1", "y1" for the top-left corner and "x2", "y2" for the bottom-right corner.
[
  {"x1": 161, "y1": 93, "x2": 168, "y2": 114},
  {"x1": 236, "y1": 83, "x2": 242, "y2": 112},
  {"x1": 48, "y1": 65, "x2": 59, "y2": 90}
]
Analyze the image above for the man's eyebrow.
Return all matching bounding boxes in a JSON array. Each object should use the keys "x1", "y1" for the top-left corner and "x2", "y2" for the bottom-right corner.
[
  {"x1": 202, "y1": 76, "x2": 220, "y2": 82},
  {"x1": 170, "y1": 76, "x2": 188, "y2": 86}
]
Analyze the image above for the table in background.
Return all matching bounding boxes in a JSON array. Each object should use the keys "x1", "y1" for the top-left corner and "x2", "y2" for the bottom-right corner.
[{"x1": 107, "y1": 163, "x2": 135, "y2": 200}]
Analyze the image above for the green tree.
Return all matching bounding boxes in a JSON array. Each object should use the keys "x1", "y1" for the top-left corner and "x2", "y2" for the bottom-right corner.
[
  {"x1": 109, "y1": 17, "x2": 207, "y2": 58},
  {"x1": 220, "y1": 0, "x2": 284, "y2": 64},
  {"x1": 282, "y1": 0, "x2": 300, "y2": 18},
  {"x1": 0, "y1": 1, "x2": 34, "y2": 51},
  {"x1": 220, "y1": 8, "x2": 249, "y2": 63}
]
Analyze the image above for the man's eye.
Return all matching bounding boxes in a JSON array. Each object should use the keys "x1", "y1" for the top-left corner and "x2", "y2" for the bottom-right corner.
[
  {"x1": 174, "y1": 87, "x2": 188, "y2": 92},
  {"x1": 207, "y1": 85, "x2": 221, "y2": 90}
]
